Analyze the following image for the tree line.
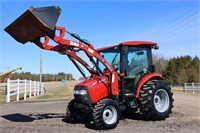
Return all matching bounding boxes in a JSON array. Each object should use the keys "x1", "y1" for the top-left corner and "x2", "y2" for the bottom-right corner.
[
  {"x1": 11, "y1": 72, "x2": 74, "y2": 82},
  {"x1": 154, "y1": 55, "x2": 199, "y2": 85}
]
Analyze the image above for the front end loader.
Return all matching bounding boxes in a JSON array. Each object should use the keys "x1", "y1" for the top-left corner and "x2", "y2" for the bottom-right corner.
[{"x1": 4, "y1": 6, "x2": 174, "y2": 129}]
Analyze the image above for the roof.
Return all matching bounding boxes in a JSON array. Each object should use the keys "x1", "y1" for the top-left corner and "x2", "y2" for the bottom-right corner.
[{"x1": 96, "y1": 41, "x2": 157, "y2": 51}]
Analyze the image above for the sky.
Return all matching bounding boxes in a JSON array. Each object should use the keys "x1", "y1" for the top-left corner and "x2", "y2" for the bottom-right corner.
[{"x1": 0, "y1": 0, "x2": 199, "y2": 79}]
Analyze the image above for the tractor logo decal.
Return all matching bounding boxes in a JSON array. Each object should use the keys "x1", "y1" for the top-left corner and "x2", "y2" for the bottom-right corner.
[
  {"x1": 70, "y1": 41, "x2": 79, "y2": 47},
  {"x1": 88, "y1": 48, "x2": 94, "y2": 54}
]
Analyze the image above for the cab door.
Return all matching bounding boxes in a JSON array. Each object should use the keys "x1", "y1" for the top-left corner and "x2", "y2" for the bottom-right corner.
[{"x1": 123, "y1": 47, "x2": 152, "y2": 97}]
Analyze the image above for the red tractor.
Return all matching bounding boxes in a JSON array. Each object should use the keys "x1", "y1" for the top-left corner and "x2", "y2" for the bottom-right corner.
[{"x1": 5, "y1": 6, "x2": 173, "y2": 129}]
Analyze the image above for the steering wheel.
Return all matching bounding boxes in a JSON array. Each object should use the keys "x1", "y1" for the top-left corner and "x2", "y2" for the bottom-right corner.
[{"x1": 129, "y1": 63, "x2": 144, "y2": 76}]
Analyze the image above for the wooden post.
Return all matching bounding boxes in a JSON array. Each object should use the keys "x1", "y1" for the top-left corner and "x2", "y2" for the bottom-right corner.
[{"x1": 6, "y1": 78, "x2": 10, "y2": 103}]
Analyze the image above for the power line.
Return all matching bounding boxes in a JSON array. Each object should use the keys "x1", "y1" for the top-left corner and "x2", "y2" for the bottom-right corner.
[
  {"x1": 151, "y1": 11, "x2": 199, "y2": 40},
  {"x1": 1, "y1": 2, "x2": 16, "y2": 18},
  {"x1": 145, "y1": 5, "x2": 199, "y2": 40},
  {"x1": 156, "y1": 21, "x2": 199, "y2": 42},
  {"x1": 146, "y1": 5, "x2": 199, "y2": 39},
  {"x1": 152, "y1": 14, "x2": 199, "y2": 41},
  {"x1": 151, "y1": 13, "x2": 199, "y2": 41}
]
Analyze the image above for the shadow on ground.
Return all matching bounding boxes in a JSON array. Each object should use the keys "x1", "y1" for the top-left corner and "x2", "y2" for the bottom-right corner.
[
  {"x1": 1, "y1": 113, "x2": 97, "y2": 130},
  {"x1": 61, "y1": 112, "x2": 151, "y2": 130},
  {"x1": 1, "y1": 113, "x2": 65, "y2": 122},
  {"x1": 62, "y1": 117, "x2": 97, "y2": 130},
  {"x1": 1, "y1": 111, "x2": 172, "y2": 130}
]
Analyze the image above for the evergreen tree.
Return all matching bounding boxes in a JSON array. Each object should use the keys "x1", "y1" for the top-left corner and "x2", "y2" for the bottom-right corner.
[{"x1": 165, "y1": 55, "x2": 200, "y2": 85}]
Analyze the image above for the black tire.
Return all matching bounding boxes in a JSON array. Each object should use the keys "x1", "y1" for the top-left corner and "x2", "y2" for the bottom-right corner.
[
  {"x1": 92, "y1": 98, "x2": 120, "y2": 129},
  {"x1": 66, "y1": 99, "x2": 87, "y2": 123},
  {"x1": 139, "y1": 80, "x2": 174, "y2": 120}
]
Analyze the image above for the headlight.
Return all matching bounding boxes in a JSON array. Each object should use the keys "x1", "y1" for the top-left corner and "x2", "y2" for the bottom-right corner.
[
  {"x1": 74, "y1": 89, "x2": 87, "y2": 95},
  {"x1": 74, "y1": 86, "x2": 91, "y2": 104}
]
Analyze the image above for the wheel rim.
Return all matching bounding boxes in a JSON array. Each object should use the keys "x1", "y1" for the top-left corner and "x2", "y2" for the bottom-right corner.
[
  {"x1": 103, "y1": 105, "x2": 117, "y2": 125},
  {"x1": 154, "y1": 89, "x2": 169, "y2": 113}
]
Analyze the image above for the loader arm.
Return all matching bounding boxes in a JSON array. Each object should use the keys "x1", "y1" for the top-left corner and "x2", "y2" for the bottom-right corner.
[
  {"x1": 4, "y1": 6, "x2": 118, "y2": 96},
  {"x1": 34, "y1": 26, "x2": 118, "y2": 95}
]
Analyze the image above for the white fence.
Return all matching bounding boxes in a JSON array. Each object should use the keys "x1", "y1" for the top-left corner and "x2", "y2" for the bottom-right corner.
[
  {"x1": 184, "y1": 83, "x2": 200, "y2": 93},
  {"x1": 6, "y1": 78, "x2": 45, "y2": 102}
]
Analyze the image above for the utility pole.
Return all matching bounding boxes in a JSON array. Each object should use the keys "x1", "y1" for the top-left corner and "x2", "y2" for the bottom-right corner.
[{"x1": 40, "y1": 49, "x2": 42, "y2": 83}]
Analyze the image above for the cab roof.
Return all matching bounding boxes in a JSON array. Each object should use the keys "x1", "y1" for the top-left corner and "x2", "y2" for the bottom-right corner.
[{"x1": 96, "y1": 41, "x2": 157, "y2": 52}]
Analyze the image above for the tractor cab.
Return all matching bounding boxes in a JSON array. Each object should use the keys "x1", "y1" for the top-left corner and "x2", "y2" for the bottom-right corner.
[{"x1": 96, "y1": 41, "x2": 158, "y2": 98}]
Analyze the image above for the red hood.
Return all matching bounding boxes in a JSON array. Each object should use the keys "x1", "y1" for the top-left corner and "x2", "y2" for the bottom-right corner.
[{"x1": 76, "y1": 76, "x2": 108, "y2": 87}]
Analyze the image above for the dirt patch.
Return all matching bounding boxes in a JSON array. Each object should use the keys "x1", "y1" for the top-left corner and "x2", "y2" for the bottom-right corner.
[{"x1": 0, "y1": 92, "x2": 200, "y2": 133}]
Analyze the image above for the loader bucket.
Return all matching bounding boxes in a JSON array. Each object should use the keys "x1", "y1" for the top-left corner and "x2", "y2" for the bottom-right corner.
[{"x1": 4, "y1": 6, "x2": 61, "y2": 44}]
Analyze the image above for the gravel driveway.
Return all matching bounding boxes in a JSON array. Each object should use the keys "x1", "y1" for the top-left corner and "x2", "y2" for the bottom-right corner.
[{"x1": 0, "y1": 92, "x2": 200, "y2": 133}]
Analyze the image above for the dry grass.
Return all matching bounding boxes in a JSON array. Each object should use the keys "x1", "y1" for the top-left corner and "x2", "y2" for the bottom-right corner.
[
  {"x1": 29, "y1": 85, "x2": 73, "y2": 101},
  {"x1": 26, "y1": 81, "x2": 76, "y2": 101},
  {"x1": 0, "y1": 81, "x2": 77, "y2": 102}
]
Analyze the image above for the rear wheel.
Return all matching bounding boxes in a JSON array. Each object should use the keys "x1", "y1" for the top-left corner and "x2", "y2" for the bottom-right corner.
[
  {"x1": 139, "y1": 80, "x2": 174, "y2": 120},
  {"x1": 92, "y1": 98, "x2": 120, "y2": 129},
  {"x1": 154, "y1": 89, "x2": 169, "y2": 113}
]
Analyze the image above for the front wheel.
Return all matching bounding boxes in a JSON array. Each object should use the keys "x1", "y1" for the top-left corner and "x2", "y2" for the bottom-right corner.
[
  {"x1": 92, "y1": 98, "x2": 120, "y2": 129},
  {"x1": 66, "y1": 99, "x2": 88, "y2": 123},
  {"x1": 139, "y1": 80, "x2": 174, "y2": 120}
]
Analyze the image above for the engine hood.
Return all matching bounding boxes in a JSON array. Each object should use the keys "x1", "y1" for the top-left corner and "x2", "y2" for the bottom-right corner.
[
  {"x1": 76, "y1": 76, "x2": 109, "y2": 103},
  {"x1": 76, "y1": 76, "x2": 108, "y2": 88}
]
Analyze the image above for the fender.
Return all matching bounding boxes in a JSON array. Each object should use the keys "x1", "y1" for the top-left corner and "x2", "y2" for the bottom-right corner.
[{"x1": 135, "y1": 73, "x2": 164, "y2": 98}]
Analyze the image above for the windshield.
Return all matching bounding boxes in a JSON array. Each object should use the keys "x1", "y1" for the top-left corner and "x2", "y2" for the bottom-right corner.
[{"x1": 98, "y1": 47, "x2": 120, "y2": 72}]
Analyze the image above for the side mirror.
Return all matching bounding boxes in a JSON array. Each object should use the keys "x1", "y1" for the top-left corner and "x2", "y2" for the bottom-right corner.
[{"x1": 154, "y1": 45, "x2": 159, "y2": 50}]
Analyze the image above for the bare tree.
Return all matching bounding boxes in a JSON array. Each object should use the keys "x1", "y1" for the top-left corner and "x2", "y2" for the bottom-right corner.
[{"x1": 153, "y1": 53, "x2": 168, "y2": 74}]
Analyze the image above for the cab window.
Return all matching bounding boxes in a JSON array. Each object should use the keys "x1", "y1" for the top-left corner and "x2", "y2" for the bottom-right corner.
[
  {"x1": 126, "y1": 47, "x2": 150, "y2": 77},
  {"x1": 98, "y1": 47, "x2": 120, "y2": 72}
]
